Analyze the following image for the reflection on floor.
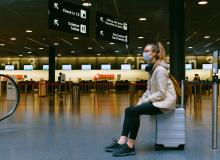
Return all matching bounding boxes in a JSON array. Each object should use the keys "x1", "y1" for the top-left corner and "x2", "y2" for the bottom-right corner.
[{"x1": 0, "y1": 92, "x2": 220, "y2": 160}]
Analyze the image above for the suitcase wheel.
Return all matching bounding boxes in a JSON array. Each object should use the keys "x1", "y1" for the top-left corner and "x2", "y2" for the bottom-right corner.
[
  {"x1": 155, "y1": 144, "x2": 164, "y2": 151},
  {"x1": 178, "y1": 144, "x2": 185, "y2": 150}
]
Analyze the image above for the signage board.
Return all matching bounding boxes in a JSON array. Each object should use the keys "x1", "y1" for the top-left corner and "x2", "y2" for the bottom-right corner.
[
  {"x1": 185, "y1": 64, "x2": 192, "y2": 70},
  {"x1": 48, "y1": 14, "x2": 88, "y2": 35},
  {"x1": 202, "y1": 64, "x2": 212, "y2": 70},
  {"x1": 24, "y1": 65, "x2": 33, "y2": 71},
  {"x1": 62, "y1": 64, "x2": 72, "y2": 70},
  {"x1": 48, "y1": 0, "x2": 88, "y2": 21},
  {"x1": 141, "y1": 64, "x2": 149, "y2": 70},
  {"x1": 6, "y1": 76, "x2": 16, "y2": 100},
  {"x1": 81, "y1": 64, "x2": 91, "y2": 70},
  {"x1": 43, "y1": 65, "x2": 49, "y2": 70},
  {"x1": 48, "y1": 0, "x2": 89, "y2": 36},
  {"x1": 5, "y1": 64, "x2": 14, "y2": 71},
  {"x1": 101, "y1": 64, "x2": 111, "y2": 70},
  {"x1": 96, "y1": 12, "x2": 129, "y2": 44},
  {"x1": 121, "y1": 64, "x2": 131, "y2": 70}
]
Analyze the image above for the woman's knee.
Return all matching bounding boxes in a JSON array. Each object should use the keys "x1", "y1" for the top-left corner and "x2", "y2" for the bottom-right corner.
[
  {"x1": 125, "y1": 106, "x2": 140, "y2": 117},
  {"x1": 125, "y1": 106, "x2": 133, "y2": 114}
]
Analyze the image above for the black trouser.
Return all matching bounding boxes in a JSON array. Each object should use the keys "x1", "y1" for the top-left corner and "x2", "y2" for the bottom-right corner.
[{"x1": 121, "y1": 102, "x2": 162, "y2": 139}]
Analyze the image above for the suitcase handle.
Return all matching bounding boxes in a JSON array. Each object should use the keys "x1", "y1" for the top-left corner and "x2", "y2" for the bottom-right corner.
[{"x1": 181, "y1": 80, "x2": 184, "y2": 108}]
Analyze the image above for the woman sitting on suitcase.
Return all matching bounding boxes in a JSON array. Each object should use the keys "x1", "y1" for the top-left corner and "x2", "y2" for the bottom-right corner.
[{"x1": 105, "y1": 42, "x2": 177, "y2": 156}]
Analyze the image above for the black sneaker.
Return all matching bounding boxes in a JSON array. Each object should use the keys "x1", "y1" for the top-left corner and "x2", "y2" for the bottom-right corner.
[
  {"x1": 112, "y1": 144, "x2": 136, "y2": 156},
  {"x1": 105, "y1": 138, "x2": 122, "y2": 152}
]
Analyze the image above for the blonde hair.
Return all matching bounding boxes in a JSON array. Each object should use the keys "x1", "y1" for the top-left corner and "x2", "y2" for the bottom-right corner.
[{"x1": 146, "y1": 42, "x2": 167, "y2": 62}]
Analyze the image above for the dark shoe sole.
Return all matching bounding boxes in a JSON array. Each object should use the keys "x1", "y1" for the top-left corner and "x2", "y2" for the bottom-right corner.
[
  {"x1": 105, "y1": 148, "x2": 114, "y2": 152},
  {"x1": 112, "y1": 151, "x2": 136, "y2": 156},
  {"x1": 105, "y1": 147, "x2": 121, "y2": 152}
]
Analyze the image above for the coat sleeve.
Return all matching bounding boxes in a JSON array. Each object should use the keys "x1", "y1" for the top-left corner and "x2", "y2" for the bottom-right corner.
[
  {"x1": 136, "y1": 76, "x2": 152, "y2": 105},
  {"x1": 135, "y1": 79, "x2": 151, "y2": 105}
]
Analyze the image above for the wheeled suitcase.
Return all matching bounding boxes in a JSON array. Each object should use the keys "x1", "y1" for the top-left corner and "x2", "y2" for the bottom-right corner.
[{"x1": 155, "y1": 81, "x2": 185, "y2": 150}]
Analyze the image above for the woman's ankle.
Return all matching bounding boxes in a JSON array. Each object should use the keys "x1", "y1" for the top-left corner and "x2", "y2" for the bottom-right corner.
[
  {"x1": 118, "y1": 136, "x2": 127, "y2": 144},
  {"x1": 127, "y1": 139, "x2": 135, "y2": 148}
]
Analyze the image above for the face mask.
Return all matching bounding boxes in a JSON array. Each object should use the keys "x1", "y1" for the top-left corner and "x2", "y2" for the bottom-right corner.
[
  {"x1": 145, "y1": 63, "x2": 154, "y2": 72},
  {"x1": 143, "y1": 52, "x2": 153, "y2": 62}
]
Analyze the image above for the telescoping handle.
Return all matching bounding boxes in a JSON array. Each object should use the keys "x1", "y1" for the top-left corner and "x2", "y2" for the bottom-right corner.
[{"x1": 180, "y1": 80, "x2": 184, "y2": 108}]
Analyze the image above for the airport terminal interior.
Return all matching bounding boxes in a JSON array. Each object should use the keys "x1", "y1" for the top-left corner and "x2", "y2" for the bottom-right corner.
[{"x1": 0, "y1": 0, "x2": 220, "y2": 159}]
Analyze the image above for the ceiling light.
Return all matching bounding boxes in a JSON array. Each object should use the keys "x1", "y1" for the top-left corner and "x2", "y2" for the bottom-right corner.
[
  {"x1": 138, "y1": 36, "x2": 144, "y2": 39},
  {"x1": 166, "y1": 41, "x2": 170, "y2": 45},
  {"x1": 71, "y1": 50, "x2": 76, "y2": 53},
  {"x1": 205, "y1": 50, "x2": 210, "y2": 52},
  {"x1": 138, "y1": 46, "x2": 142, "y2": 49},
  {"x1": 10, "y1": 37, "x2": 16, "y2": 41},
  {"x1": 24, "y1": 46, "x2": 32, "y2": 50},
  {"x1": 73, "y1": 37, "x2": 79, "y2": 40},
  {"x1": 0, "y1": 44, "x2": 5, "y2": 46},
  {"x1": 198, "y1": 1, "x2": 208, "y2": 5},
  {"x1": 54, "y1": 43, "x2": 59, "y2": 46},
  {"x1": 137, "y1": 54, "x2": 142, "y2": 56},
  {"x1": 26, "y1": 30, "x2": 32, "y2": 33},
  {"x1": 97, "y1": 54, "x2": 101, "y2": 56},
  {"x1": 82, "y1": 2, "x2": 92, "y2": 6},
  {"x1": 109, "y1": 42, "x2": 115, "y2": 45},
  {"x1": 115, "y1": 50, "x2": 119, "y2": 53},
  {"x1": 188, "y1": 46, "x2": 193, "y2": 49},
  {"x1": 39, "y1": 47, "x2": 44, "y2": 50},
  {"x1": 19, "y1": 54, "x2": 23, "y2": 57},
  {"x1": 57, "y1": 54, "x2": 62, "y2": 56},
  {"x1": 138, "y1": 17, "x2": 147, "y2": 21},
  {"x1": 27, "y1": 51, "x2": 32, "y2": 54},
  {"x1": 88, "y1": 47, "x2": 92, "y2": 50},
  {"x1": 204, "y1": 35, "x2": 210, "y2": 39}
]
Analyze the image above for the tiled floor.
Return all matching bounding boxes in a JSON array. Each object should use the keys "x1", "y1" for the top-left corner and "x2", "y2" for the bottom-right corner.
[{"x1": 0, "y1": 92, "x2": 220, "y2": 160}]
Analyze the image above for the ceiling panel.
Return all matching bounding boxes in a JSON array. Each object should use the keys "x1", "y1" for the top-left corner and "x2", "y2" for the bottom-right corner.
[{"x1": 0, "y1": 0, "x2": 219, "y2": 57}]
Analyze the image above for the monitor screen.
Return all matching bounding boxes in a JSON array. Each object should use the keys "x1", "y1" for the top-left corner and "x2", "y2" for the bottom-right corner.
[
  {"x1": 121, "y1": 64, "x2": 131, "y2": 70},
  {"x1": 43, "y1": 65, "x2": 49, "y2": 70},
  {"x1": 24, "y1": 65, "x2": 33, "y2": 71},
  {"x1": 140, "y1": 64, "x2": 148, "y2": 70},
  {"x1": 101, "y1": 64, "x2": 111, "y2": 70},
  {"x1": 81, "y1": 64, "x2": 91, "y2": 70},
  {"x1": 5, "y1": 64, "x2": 14, "y2": 71},
  {"x1": 202, "y1": 64, "x2": 212, "y2": 70},
  {"x1": 185, "y1": 64, "x2": 192, "y2": 70},
  {"x1": 62, "y1": 64, "x2": 72, "y2": 70}
]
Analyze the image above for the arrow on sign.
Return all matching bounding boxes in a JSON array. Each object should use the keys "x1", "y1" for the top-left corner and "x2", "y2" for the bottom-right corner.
[
  {"x1": 100, "y1": 17, "x2": 104, "y2": 22},
  {"x1": 100, "y1": 30, "x2": 104, "y2": 36},
  {"x1": 54, "y1": 3, "x2": 59, "y2": 9},
  {"x1": 54, "y1": 19, "x2": 59, "y2": 26}
]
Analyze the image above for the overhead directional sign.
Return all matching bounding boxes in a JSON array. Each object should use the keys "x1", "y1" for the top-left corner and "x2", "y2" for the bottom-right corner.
[
  {"x1": 48, "y1": 0, "x2": 89, "y2": 36},
  {"x1": 96, "y1": 12, "x2": 129, "y2": 44},
  {"x1": 48, "y1": 14, "x2": 88, "y2": 35}
]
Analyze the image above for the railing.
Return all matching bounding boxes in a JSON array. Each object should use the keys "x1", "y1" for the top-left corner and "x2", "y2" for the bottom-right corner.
[{"x1": 0, "y1": 74, "x2": 20, "y2": 122}]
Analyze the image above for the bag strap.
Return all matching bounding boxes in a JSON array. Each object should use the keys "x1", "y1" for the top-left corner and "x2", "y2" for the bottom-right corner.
[{"x1": 175, "y1": 79, "x2": 184, "y2": 108}]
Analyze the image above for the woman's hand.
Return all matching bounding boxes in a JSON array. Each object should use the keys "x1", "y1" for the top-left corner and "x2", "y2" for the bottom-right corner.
[{"x1": 136, "y1": 101, "x2": 142, "y2": 106}]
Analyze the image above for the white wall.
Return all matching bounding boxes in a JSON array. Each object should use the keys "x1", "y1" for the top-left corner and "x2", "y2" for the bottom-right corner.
[{"x1": 185, "y1": 69, "x2": 212, "y2": 81}]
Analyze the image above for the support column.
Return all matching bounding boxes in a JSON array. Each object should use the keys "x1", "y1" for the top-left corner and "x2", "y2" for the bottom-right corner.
[
  {"x1": 169, "y1": 0, "x2": 185, "y2": 81},
  {"x1": 49, "y1": 46, "x2": 56, "y2": 89}
]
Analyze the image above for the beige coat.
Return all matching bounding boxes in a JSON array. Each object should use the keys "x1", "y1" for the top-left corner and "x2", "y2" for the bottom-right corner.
[{"x1": 137, "y1": 60, "x2": 177, "y2": 111}]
